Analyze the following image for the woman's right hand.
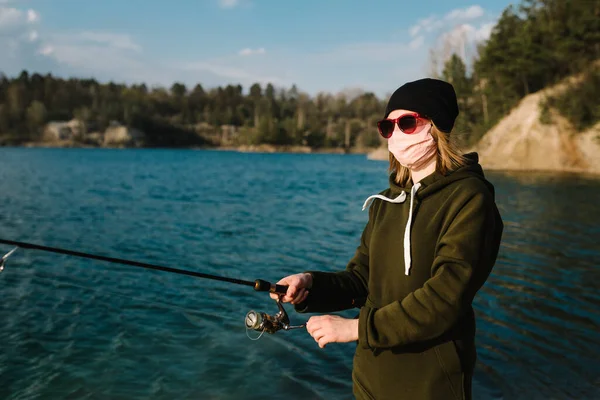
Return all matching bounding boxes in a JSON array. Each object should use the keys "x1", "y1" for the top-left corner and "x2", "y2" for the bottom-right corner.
[{"x1": 270, "y1": 273, "x2": 313, "y2": 304}]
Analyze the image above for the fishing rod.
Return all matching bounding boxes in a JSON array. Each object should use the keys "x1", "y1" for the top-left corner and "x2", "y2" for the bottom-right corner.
[{"x1": 0, "y1": 238, "x2": 305, "y2": 336}]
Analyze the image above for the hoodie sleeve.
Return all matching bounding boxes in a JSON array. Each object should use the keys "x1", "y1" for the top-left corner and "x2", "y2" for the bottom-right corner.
[
  {"x1": 358, "y1": 191, "x2": 502, "y2": 349},
  {"x1": 293, "y1": 205, "x2": 373, "y2": 314}
]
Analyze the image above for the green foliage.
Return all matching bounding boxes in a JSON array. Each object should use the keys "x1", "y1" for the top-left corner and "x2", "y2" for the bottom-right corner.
[
  {"x1": 26, "y1": 100, "x2": 46, "y2": 138},
  {"x1": 0, "y1": 71, "x2": 385, "y2": 150},
  {"x1": 542, "y1": 66, "x2": 600, "y2": 131},
  {"x1": 470, "y1": 0, "x2": 600, "y2": 136},
  {"x1": 129, "y1": 115, "x2": 207, "y2": 147},
  {"x1": 442, "y1": 54, "x2": 477, "y2": 145}
]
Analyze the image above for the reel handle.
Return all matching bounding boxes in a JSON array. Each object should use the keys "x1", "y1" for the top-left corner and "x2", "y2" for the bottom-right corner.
[{"x1": 253, "y1": 279, "x2": 288, "y2": 295}]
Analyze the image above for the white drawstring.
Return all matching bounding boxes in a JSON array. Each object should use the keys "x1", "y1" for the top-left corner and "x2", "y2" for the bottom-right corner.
[
  {"x1": 362, "y1": 182, "x2": 421, "y2": 275},
  {"x1": 362, "y1": 191, "x2": 407, "y2": 211},
  {"x1": 403, "y1": 183, "x2": 421, "y2": 275}
]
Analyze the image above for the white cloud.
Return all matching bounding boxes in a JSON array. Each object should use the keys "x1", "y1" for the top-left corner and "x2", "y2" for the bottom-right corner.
[
  {"x1": 239, "y1": 47, "x2": 265, "y2": 56},
  {"x1": 409, "y1": 25, "x2": 421, "y2": 37},
  {"x1": 441, "y1": 22, "x2": 495, "y2": 51},
  {"x1": 45, "y1": 44, "x2": 141, "y2": 70},
  {"x1": 409, "y1": 5, "x2": 486, "y2": 38},
  {"x1": 0, "y1": 6, "x2": 23, "y2": 29},
  {"x1": 409, "y1": 36, "x2": 425, "y2": 50},
  {"x1": 444, "y1": 5, "x2": 484, "y2": 21},
  {"x1": 0, "y1": 6, "x2": 39, "y2": 50},
  {"x1": 218, "y1": 0, "x2": 240, "y2": 9},
  {"x1": 0, "y1": 6, "x2": 43, "y2": 61},
  {"x1": 0, "y1": 6, "x2": 39, "y2": 30},
  {"x1": 1, "y1": 6, "x2": 142, "y2": 77},
  {"x1": 38, "y1": 44, "x2": 53, "y2": 55},
  {"x1": 76, "y1": 32, "x2": 142, "y2": 52},
  {"x1": 0, "y1": 7, "x2": 58, "y2": 76},
  {"x1": 38, "y1": 31, "x2": 145, "y2": 76},
  {"x1": 475, "y1": 22, "x2": 495, "y2": 41},
  {"x1": 0, "y1": 27, "x2": 153, "y2": 85},
  {"x1": 1, "y1": 7, "x2": 147, "y2": 84},
  {"x1": 409, "y1": 16, "x2": 439, "y2": 37},
  {"x1": 26, "y1": 9, "x2": 38, "y2": 23},
  {"x1": 181, "y1": 60, "x2": 285, "y2": 86}
]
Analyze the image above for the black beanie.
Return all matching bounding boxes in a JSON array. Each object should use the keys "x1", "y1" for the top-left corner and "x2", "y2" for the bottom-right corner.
[{"x1": 384, "y1": 78, "x2": 459, "y2": 133}]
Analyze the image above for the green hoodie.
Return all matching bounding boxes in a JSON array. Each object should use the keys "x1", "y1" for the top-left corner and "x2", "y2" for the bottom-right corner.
[{"x1": 295, "y1": 153, "x2": 503, "y2": 400}]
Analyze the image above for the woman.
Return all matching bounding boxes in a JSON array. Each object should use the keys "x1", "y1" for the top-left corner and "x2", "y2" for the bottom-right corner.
[{"x1": 272, "y1": 78, "x2": 503, "y2": 400}]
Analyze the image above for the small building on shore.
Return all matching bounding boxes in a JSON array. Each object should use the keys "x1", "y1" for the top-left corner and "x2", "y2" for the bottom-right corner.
[
  {"x1": 42, "y1": 119, "x2": 146, "y2": 147},
  {"x1": 43, "y1": 119, "x2": 85, "y2": 141},
  {"x1": 103, "y1": 121, "x2": 145, "y2": 147}
]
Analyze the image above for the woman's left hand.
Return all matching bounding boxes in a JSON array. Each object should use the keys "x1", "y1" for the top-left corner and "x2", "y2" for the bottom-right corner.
[{"x1": 306, "y1": 315, "x2": 359, "y2": 348}]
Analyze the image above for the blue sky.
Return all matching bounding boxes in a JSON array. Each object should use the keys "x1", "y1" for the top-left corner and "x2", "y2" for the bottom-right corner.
[{"x1": 0, "y1": 0, "x2": 513, "y2": 97}]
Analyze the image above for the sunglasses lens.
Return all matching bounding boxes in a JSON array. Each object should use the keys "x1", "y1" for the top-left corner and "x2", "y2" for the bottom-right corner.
[
  {"x1": 377, "y1": 120, "x2": 394, "y2": 138},
  {"x1": 398, "y1": 116, "x2": 418, "y2": 133}
]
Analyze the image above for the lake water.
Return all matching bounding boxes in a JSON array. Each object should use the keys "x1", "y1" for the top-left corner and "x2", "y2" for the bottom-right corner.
[{"x1": 0, "y1": 148, "x2": 598, "y2": 400}]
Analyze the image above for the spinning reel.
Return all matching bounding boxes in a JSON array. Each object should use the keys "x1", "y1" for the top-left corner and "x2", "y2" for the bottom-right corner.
[{"x1": 245, "y1": 295, "x2": 305, "y2": 334}]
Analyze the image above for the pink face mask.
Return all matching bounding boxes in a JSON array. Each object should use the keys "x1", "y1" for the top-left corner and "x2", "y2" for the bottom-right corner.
[{"x1": 387, "y1": 124, "x2": 437, "y2": 169}]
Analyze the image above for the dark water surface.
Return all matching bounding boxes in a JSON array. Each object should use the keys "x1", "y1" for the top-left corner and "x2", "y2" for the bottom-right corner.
[{"x1": 0, "y1": 148, "x2": 598, "y2": 399}]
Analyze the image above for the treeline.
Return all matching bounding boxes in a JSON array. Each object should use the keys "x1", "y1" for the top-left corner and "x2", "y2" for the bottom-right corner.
[
  {"x1": 0, "y1": 0, "x2": 598, "y2": 149},
  {"x1": 439, "y1": 0, "x2": 600, "y2": 144},
  {"x1": 0, "y1": 72, "x2": 387, "y2": 149}
]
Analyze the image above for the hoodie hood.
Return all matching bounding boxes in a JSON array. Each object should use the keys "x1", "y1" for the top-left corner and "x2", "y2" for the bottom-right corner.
[
  {"x1": 361, "y1": 152, "x2": 493, "y2": 275},
  {"x1": 388, "y1": 152, "x2": 493, "y2": 198},
  {"x1": 363, "y1": 152, "x2": 490, "y2": 210}
]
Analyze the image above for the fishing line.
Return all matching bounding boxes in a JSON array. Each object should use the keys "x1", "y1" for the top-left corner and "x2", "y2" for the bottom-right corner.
[{"x1": 246, "y1": 327, "x2": 266, "y2": 341}]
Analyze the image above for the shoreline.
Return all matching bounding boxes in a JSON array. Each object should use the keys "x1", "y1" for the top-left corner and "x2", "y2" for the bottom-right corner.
[
  {"x1": 5, "y1": 141, "x2": 377, "y2": 155},
  {"x1": 214, "y1": 144, "x2": 373, "y2": 155}
]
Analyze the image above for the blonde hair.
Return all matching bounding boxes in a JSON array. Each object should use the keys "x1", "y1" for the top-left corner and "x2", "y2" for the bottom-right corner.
[{"x1": 388, "y1": 123, "x2": 468, "y2": 186}]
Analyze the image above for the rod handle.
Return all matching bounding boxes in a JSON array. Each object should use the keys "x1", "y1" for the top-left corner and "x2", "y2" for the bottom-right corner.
[{"x1": 254, "y1": 279, "x2": 288, "y2": 295}]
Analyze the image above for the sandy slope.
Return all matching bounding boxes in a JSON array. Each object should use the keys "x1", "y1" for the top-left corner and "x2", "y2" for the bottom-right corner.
[{"x1": 473, "y1": 85, "x2": 600, "y2": 174}]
